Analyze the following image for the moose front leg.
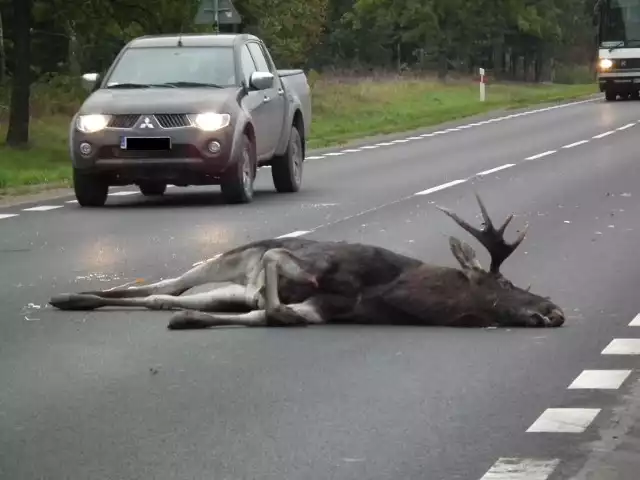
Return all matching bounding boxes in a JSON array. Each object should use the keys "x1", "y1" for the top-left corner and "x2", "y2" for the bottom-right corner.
[
  {"x1": 49, "y1": 283, "x2": 260, "y2": 312},
  {"x1": 49, "y1": 247, "x2": 272, "y2": 310}
]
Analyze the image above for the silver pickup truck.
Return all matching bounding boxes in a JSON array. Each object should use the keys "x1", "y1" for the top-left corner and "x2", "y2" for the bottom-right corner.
[{"x1": 70, "y1": 33, "x2": 312, "y2": 206}]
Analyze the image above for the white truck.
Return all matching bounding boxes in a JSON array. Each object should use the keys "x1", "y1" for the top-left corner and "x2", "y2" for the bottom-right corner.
[{"x1": 595, "y1": 0, "x2": 640, "y2": 100}]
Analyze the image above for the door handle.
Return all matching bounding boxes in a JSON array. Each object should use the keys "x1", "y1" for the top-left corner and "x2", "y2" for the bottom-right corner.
[
  {"x1": 263, "y1": 95, "x2": 271, "y2": 103},
  {"x1": 277, "y1": 88, "x2": 284, "y2": 96}
]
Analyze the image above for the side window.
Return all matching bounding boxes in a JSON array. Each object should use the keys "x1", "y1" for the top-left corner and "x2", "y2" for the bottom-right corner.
[
  {"x1": 239, "y1": 45, "x2": 257, "y2": 84},
  {"x1": 247, "y1": 42, "x2": 271, "y2": 73}
]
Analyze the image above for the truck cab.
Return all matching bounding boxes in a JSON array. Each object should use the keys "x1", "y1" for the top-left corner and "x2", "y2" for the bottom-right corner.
[{"x1": 595, "y1": 0, "x2": 640, "y2": 100}]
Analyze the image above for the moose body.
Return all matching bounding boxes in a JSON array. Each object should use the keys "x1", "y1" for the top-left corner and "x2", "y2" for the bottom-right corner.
[{"x1": 49, "y1": 194, "x2": 566, "y2": 330}]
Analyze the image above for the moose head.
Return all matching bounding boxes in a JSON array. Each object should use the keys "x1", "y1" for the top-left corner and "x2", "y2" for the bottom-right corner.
[{"x1": 433, "y1": 193, "x2": 565, "y2": 328}]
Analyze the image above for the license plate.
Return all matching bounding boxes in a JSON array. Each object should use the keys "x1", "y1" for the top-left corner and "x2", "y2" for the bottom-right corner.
[{"x1": 120, "y1": 137, "x2": 171, "y2": 150}]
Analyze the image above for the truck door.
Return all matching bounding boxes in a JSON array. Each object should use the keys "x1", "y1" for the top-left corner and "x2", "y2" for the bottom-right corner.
[
  {"x1": 246, "y1": 41, "x2": 286, "y2": 156},
  {"x1": 239, "y1": 45, "x2": 269, "y2": 159}
]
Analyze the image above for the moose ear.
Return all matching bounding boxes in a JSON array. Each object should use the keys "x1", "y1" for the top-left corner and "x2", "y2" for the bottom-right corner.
[{"x1": 449, "y1": 236, "x2": 484, "y2": 279}]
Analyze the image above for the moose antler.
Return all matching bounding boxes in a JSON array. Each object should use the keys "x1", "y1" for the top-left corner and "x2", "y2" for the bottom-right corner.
[{"x1": 436, "y1": 193, "x2": 529, "y2": 274}]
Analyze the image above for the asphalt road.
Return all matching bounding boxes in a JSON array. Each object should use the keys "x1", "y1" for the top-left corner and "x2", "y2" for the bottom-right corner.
[{"x1": 2, "y1": 96, "x2": 640, "y2": 480}]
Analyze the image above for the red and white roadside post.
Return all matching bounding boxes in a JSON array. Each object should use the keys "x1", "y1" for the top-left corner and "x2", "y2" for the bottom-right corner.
[{"x1": 479, "y1": 68, "x2": 486, "y2": 102}]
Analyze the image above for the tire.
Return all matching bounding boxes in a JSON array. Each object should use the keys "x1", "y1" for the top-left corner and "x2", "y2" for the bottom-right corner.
[
  {"x1": 220, "y1": 133, "x2": 255, "y2": 204},
  {"x1": 271, "y1": 124, "x2": 303, "y2": 193},
  {"x1": 73, "y1": 168, "x2": 108, "y2": 207},
  {"x1": 605, "y1": 89, "x2": 617, "y2": 101},
  {"x1": 139, "y1": 182, "x2": 166, "y2": 196}
]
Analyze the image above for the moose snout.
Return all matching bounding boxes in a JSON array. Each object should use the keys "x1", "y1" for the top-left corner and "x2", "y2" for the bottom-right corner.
[{"x1": 546, "y1": 308, "x2": 565, "y2": 327}]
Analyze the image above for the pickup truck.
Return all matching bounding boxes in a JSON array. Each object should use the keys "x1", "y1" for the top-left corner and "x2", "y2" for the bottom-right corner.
[{"x1": 70, "y1": 33, "x2": 312, "y2": 206}]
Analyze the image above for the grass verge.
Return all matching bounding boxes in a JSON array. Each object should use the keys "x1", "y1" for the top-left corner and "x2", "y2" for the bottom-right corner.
[{"x1": 0, "y1": 75, "x2": 597, "y2": 194}]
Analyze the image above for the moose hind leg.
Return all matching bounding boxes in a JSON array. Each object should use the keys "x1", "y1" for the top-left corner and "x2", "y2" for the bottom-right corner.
[
  {"x1": 167, "y1": 298, "x2": 326, "y2": 330},
  {"x1": 166, "y1": 248, "x2": 322, "y2": 330}
]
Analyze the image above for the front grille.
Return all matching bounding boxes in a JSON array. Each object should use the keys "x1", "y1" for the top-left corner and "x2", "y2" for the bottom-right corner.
[
  {"x1": 612, "y1": 58, "x2": 640, "y2": 69},
  {"x1": 107, "y1": 114, "x2": 139, "y2": 129},
  {"x1": 156, "y1": 114, "x2": 191, "y2": 128}
]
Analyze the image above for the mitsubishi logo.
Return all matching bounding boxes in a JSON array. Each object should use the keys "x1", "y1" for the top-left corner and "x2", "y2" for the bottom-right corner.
[
  {"x1": 621, "y1": 60, "x2": 627, "y2": 67},
  {"x1": 139, "y1": 116, "x2": 155, "y2": 129}
]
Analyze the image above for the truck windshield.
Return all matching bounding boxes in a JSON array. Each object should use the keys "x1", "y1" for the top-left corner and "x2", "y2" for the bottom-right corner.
[
  {"x1": 599, "y1": 0, "x2": 640, "y2": 46},
  {"x1": 105, "y1": 46, "x2": 237, "y2": 87}
]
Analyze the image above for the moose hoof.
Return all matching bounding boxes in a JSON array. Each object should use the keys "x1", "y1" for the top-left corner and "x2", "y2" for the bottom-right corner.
[
  {"x1": 266, "y1": 305, "x2": 308, "y2": 327},
  {"x1": 49, "y1": 293, "x2": 103, "y2": 310},
  {"x1": 167, "y1": 312, "x2": 211, "y2": 330}
]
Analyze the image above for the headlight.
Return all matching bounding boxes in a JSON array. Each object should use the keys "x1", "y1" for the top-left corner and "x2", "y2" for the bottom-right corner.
[
  {"x1": 76, "y1": 114, "x2": 111, "y2": 133},
  {"x1": 192, "y1": 112, "x2": 230, "y2": 131},
  {"x1": 599, "y1": 58, "x2": 613, "y2": 70}
]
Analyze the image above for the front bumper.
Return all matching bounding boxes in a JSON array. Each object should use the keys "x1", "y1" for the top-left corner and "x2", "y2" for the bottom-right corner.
[
  {"x1": 598, "y1": 73, "x2": 640, "y2": 92},
  {"x1": 70, "y1": 115, "x2": 235, "y2": 185}
]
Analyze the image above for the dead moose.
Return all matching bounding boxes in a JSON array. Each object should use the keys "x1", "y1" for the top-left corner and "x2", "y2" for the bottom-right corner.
[{"x1": 49, "y1": 194, "x2": 565, "y2": 330}]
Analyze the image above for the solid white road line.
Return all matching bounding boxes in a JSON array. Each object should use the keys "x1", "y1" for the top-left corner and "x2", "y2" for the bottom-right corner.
[
  {"x1": 414, "y1": 179, "x2": 467, "y2": 196},
  {"x1": 526, "y1": 408, "x2": 601, "y2": 433},
  {"x1": 276, "y1": 230, "x2": 311, "y2": 238},
  {"x1": 567, "y1": 369, "x2": 632, "y2": 389},
  {"x1": 479, "y1": 458, "x2": 560, "y2": 480},
  {"x1": 601, "y1": 338, "x2": 640, "y2": 355},
  {"x1": 617, "y1": 122, "x2": 635, "y2": 130},
  {"x1": 21, "y1": 205, "x2": 63, "y2": 212}
]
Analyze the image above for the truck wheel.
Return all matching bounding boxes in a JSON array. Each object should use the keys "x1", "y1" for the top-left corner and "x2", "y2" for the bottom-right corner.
[
  {"x1": 605, "y1": 89, "x2": 617, "y2": 101},
  {"x1": 139, "y1": 182, "x2": 166, "y2": 196},
  {"x1": 220, "y1": 133, "x2": 255, "y2": 204},
  {"x1": 271, "y1": 124, "x2": 303, "y2": 193},
  {"x1": 73, "y1": 168, "x2": 108, "y2": 207}
]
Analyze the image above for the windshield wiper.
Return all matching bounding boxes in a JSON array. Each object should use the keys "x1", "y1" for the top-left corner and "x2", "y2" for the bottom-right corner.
[
  {"x1": 106, "y1": 83, "x2": 152, "y2": 89},
  {"x1": 159, "y1": 81, "x2": 225, "y2": 88},
  {"x1": 608, "y1": 39, "x2": 640, "y2": 51}
]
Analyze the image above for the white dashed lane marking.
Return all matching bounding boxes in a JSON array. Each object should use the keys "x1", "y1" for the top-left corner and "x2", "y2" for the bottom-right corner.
[
  {"x1": 22, "y1": 205, "x2": 63, "y2": 212},
  {"x1": 593, "y1": 130, "x2": 615, "y2": 139},
  {"x1": 618, "y1": 123, "x2": 635, "y2": 130},
  {"x1": 276, "y1": 230, "x2": 311, "y2": 238},
  {"x1": 476, "y1": 164, "x2": 515, "y2": 176},
  {"x1": 0, "y1": 213, "x2": 19, "y2": 220},
  {"x1": 479, "y1": 458, "x2": 560, "y2": 480},
  {"x1": 562, "y1": 140, "x2": 589, "y2": 149},
  {"x1": 567, "y1": 369, "x2": 632, "y2": 389},
  {"x1": 628, "y1": 313, "x2": 640, "y2": 326},
  {"x1": 414, "y1": 179, "x2": 467, "y2": 196},
  {"x1": 525, "y1": 150, "x2": 556, "y2": 160},
  {"x1": 601, "y1": 338, "x2": 640, "y2": 355},
  {"x1": 526, "y1": 408, "x2": 601, "y2": 433},
  {"x1": 109, "y1": 191, "x2": 138, "y2": 196}
]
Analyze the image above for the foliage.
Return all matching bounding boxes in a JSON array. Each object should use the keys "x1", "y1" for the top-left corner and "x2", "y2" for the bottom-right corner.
[{"x1": 0, "y1": 0, "x2": 597, "y2": 184}]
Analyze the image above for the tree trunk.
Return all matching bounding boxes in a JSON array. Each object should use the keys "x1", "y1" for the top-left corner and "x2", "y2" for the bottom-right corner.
[
  {"x1": 65, "y1": 20, "x2": 82, "y2": 77},
  {"x1": 436, "y1": 47, "x2": 448, "y2": 81},
  {"x1": 6, "y1": 0, "x2": 33, "y2": 147},
  {"x1": 0, "y1": 10, "x2": 6, "y2": 84}
]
